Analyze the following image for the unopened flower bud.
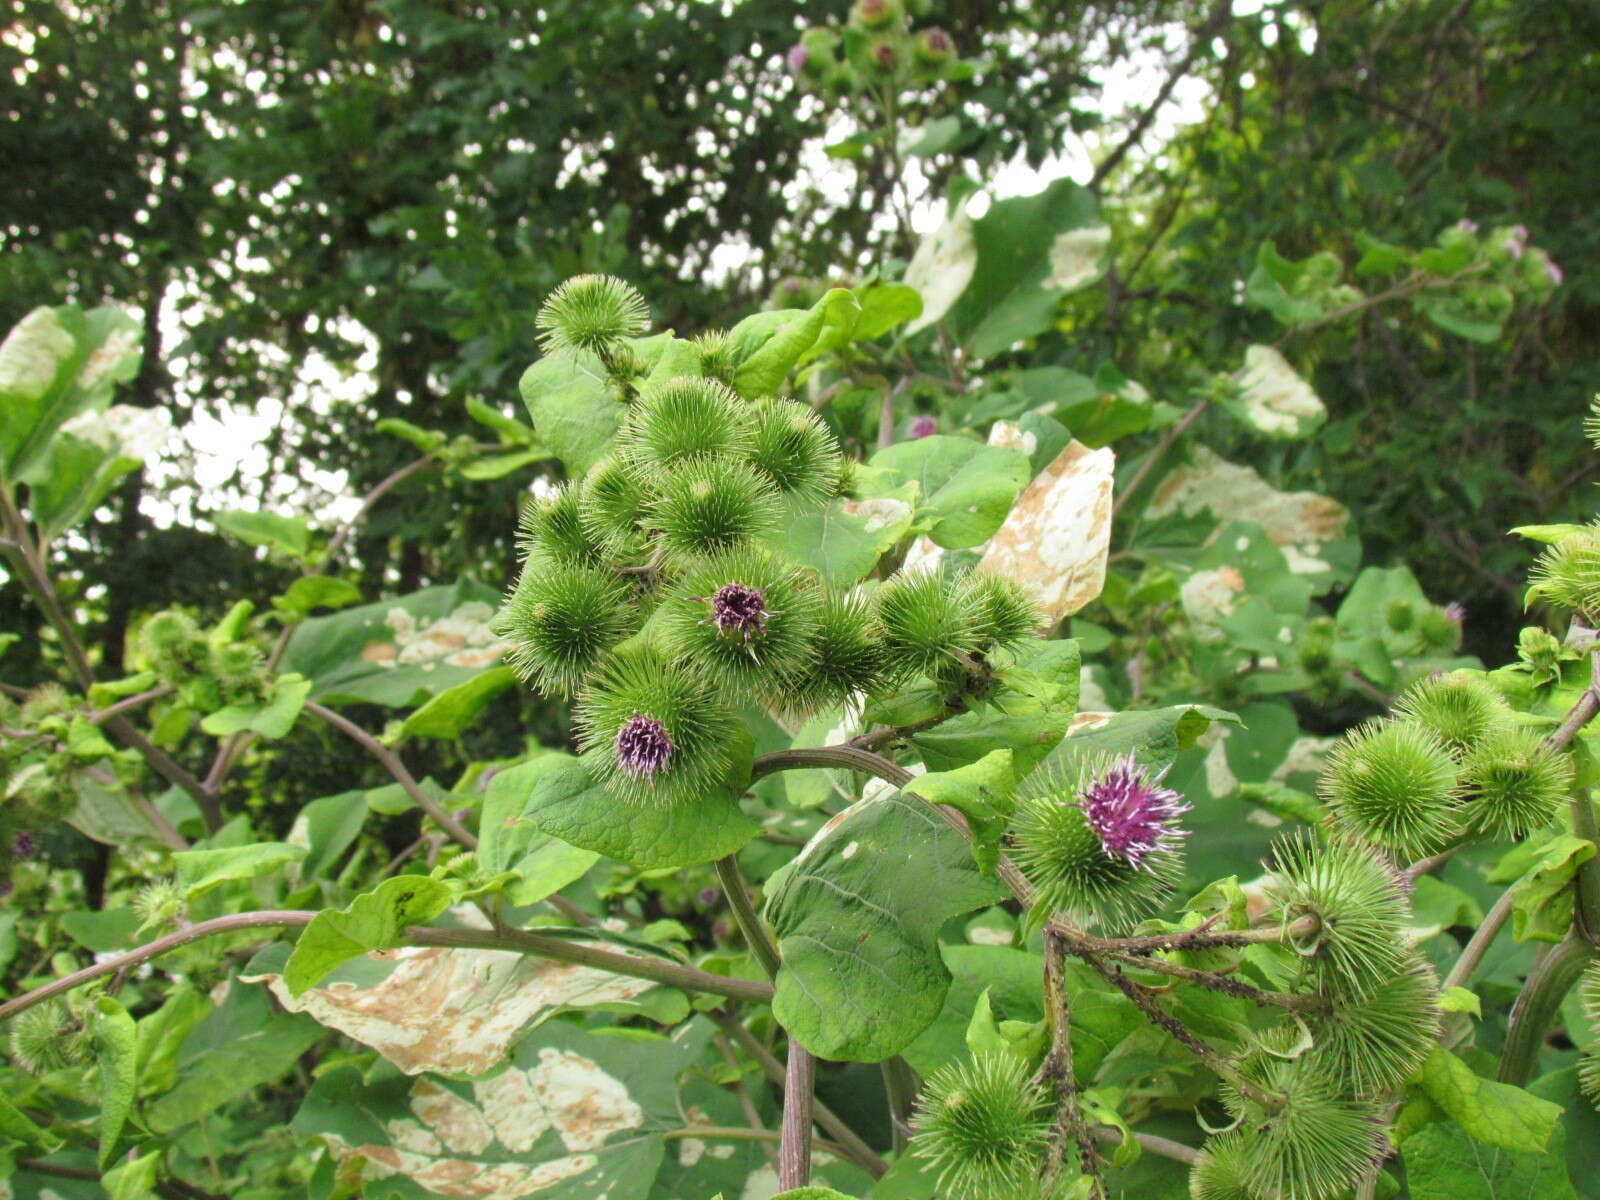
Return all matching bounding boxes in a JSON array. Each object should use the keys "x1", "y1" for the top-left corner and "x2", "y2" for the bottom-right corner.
[{"x1": 915, "y1": 27, "x2": 953, "y2": 63}]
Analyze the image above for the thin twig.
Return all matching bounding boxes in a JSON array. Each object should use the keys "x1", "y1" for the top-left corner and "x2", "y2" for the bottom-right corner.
[
  {"x1": 715, "y1": 855, "x2": 781, "y2": 978},
  {"x1": 86, "y1": 685, "x2": 174, "y2": 725},
  {"x1": 1108, "y1": 398, "x2": 1211, "y2": 523},
  {"x1": 303, "y1": 700, "x2": 477, "y2": 849},
  {"x1": 1103, "y1": 951, "x2": 1329, "y2": 1012},
  {"x1": 1038, "y1": 930, "x2": 1104, "y2": 1195}
]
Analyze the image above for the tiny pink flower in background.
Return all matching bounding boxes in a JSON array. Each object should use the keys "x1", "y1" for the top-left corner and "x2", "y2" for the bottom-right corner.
[
  {"x1": 908, "y1": 414, "x2": 938, "y2": 439},
  {"x1": 1547, "y1": 259, "x2": 1564, "y2": 286},
  {"x1": 1072, "y1": 753, "x2": 1192, "y2": 872},
  {"x1": 786, "y1": 43, "x2": 808, "y2": 75},
  {"x1": 1444, "y1": 602, "x2": 1466, "y2": 625},
  {"x1": 1505, "y1": 224, "x2": 1529, "y2": 259},
  {"x1": 1456, "y1": 218, "x2": 1479, "y2": 234}
]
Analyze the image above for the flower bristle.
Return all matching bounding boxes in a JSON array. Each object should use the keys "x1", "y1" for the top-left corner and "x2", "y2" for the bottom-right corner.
[
  {"x1": 1459, "y1": 726, "x2": 1573, "y2": 839},
  {"x1": 535, "y1": 274, "x2": 649, "y2": 357},
  {"x1": 657, "y1": 548, "x2": 822, "y2": 704},
  {"x1": 1317, "y1": 719, "x2": 1461, "y2": 858},
  {"x1": 517, "y1": 483, "x2": 603, "y2": 567},
  {"x1": 1391, "y1": 670, "x2": 1513, "y2": 759},
  {"x1": 785, "y1": 589, "x2": 887, "y2": 714},
  {"x1": 620, "y1": 375, "x2": 755, "y2": 470},
  {"x1": 573, "y1": 647, "x2": 742, "y2": 807},
  {"x1": 909, "y1": 1053, "x2": 1053, "y2": 1200},
  {"x1": 1228, "y1": 1058, "x2": 1386, "y2": 1200},
  {"x1": 1265, "y1": 833, "x2": 1412, "y2": 998},
  {"x1": 874, "y1": 567, "x2": 983, "y2": 682},
  {"x1": 746, "y1": 396, "x2": 845, "y2": 505},
  {"x1": 578, "y1": 455, "x2": 651, "y2": 561},
  {"x1": 1301, "y1": 955, "x2": 1440, "y2": 1095},
  {"x1": 1188, "y1": 1133, "x2": 1256, "y2": 1200},
  {"x1": 1011, "y1": 753, "x2": 1187, "y2": 931},
  {"x1": 1528, "y1": 524, "x2": 1600, "y2": 622},
  {"x1": 961, "y1": 572, "x2": 1041, "y2": 652},
  {"x1": 646, "y1": 457, "x2": 781, "y2": 561},
  {"x1": 496, "y1": 558, "x2": 638, "y2": 698}
]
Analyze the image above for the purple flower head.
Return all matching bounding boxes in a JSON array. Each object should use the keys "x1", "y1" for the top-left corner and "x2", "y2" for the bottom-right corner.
[
  {"x1": 694, "y1": 582, "x2": 770, "y2": 643},
  {"x1": 786, "y1": 43, "x2": 809, "y2": 75},
  {"x1": 921, "y1": 28, "x2": 953, "y2": 56},
  {"x1": 616, "y1": 713, "x2": 673, "y2": 779},
  {"x1": 1456, "y1": 218, "x2": 1479, "y2": 234},
  {"x1": 1547, "y1": 259, "x2": 1564, "y2": 287},
  {"x1": 1444, "y1": 601, "x2": 1467, "y2": 625},
  {"x1": 1072, "y1": 753, "x2": 1191, "y2": 871},
  {"x1": 11, "y1": 832, "x2": 35, "y2": 859},
  {"x1": 871, "y1": 40, "x2": 898, "y2": 68},
  {"x1": 908, "y1": 414, "x2": 938, "y2": 439},
  {"x1": 1504, "y1": 224, "x2": 1529, "y2": 259}
]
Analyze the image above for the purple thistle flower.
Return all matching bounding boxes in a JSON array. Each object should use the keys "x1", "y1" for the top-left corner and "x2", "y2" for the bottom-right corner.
[
  {"x1": 1444, "y1": 601, "x2": 1466, "y2": 625},
  {"x1": 1072, "y1": 753, "x2": 1191, "y2": 871},
  {"x1": 616, "y1": 713, "x2": 673, "y2": 779},
  {"x1": 694, "y1": 582, "x2": 770, "y2": 643},
  {"x1": 908, "y1": 414, "x2": 938, "y2": 439},
  {"x1": 786, "y1": 43, "x2": 809, "y2": 75},
  {"x1": 11, "y1": 832, "x2": 35, "y2": 859}
]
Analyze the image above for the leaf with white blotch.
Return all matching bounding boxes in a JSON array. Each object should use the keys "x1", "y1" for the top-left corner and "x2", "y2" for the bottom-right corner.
[
  {"x1": 243, "y1": 924, "x2": 678, "y2": 1076},
  {"x1": 976, "y1": 435, "x2": 1113, "y2": 624},
  {"x1": 903, "y1": 210, "x2": 977, "y2": 336},
  {"x1": 1144, "y1": 445, "x2": 1356, "y2": 589},
  {"x1": 0, "y1": 303, "x2": 142, "y2": 481},
  {"x1": 283, "y1": 580, "x2": 510, "y2": 707},
  {"x1": 1225, "y1": 345, "x2": 1327, "y2": 440},
  {"x1": 764, "y1": 789, "x2": 1008, "y2": 1062},
  {"x1": 290, "y1": 1018, "x2": 711, "y2": 1200}
]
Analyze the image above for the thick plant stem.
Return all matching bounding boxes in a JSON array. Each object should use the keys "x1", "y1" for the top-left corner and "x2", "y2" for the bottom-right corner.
[
  {"x1": 715, "y1": 854, "x2": 781, "y2": 978},
  {"x1": 1443, "y1": 886, "x2": 1516, "y2": 991},
  {"x1": 1039, "y1": 930, "x2": 1104, "y2": 1197},
  {"x1": 779, "y1": 1042, "x2": 816, "y2": 1190},
  {"x1": 0, "y1": 912, "x2": 774, "y2": 1023},
  {"x1": 1570, "y1": 788, "x2": 1600, "y2": 948},
  {"x1": 880, "y1": 1056, "x2": 918, "y2": 1155},
  {"x1": 1497, "y1": 930, "x2": 1594, "y2": 1085},
  {"x1": 303, "y1": 701, "x2": 477, "y2": 849},
  {"x1": 713, "y1": 1011, "x2": 888, "y2": 1178}
]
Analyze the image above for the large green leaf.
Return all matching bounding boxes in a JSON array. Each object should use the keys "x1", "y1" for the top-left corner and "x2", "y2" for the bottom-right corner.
[
  {"x1": 480, "y1": 755, "x2": 601, "y2": 904},
  {"x1": 171, "y1": 841, "x2": 307, "y2": 899},
  {"x1": 869, "y1": 435, "x2": 1030, "y2": 548},
  {"x1": 397, "y1": 665, "x2": 517, "y2": 739},
  {"x1": 943, "y1": 178, "x2": 1104, "y2": 360},
  {"x1": 516, "y1": 757, "x2": 757, "y2": 869},
  {"x1": 1403, "y1": 1120, "x2": 1576, "y2": 1199},
  {"x1": 146, "y1": 982, "x2": 323, "y2": 1133},
  {"x1": 767, "y1": 483, "x2": 919, "y2": 587},
  {"x1": 91, "y1": 996, "x2": 138, "y2": 1170},
  {"x1": 282, "y1": 580, "x2": 508, "y2": 706},
  {"x1": 730, "y1": 288, "x2": 857, "y2": 397},
  {"x1": 0, "y1": 304, "x2": 142, "y2": 481},
  {"x1": 1414, "y1": 1047, "x2": 1563, "y2": 1153},
  {"x1": 764, "y1": 789, "x2": 1008, "y2": 1062},
  {"x1": 290, "y1": 1020, "x2": 705, "y2": 1200},
  {"x1": 518, "y1": 349, "x2": 622, "y2": 475}
]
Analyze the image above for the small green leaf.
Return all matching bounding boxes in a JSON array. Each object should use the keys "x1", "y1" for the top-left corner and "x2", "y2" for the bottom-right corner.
[
  {"x1": 101, "y1": 1151, "x2": 161, "y2": 1200},
  {"x1": 284, "y1": 875, "x2": 454, "y2": 995},
  {"x1": 902, "y1": 749, "x2": 1015, "y2": 874},
  {"x1": 396, "y1": 665, "x2": 516, "y2": 739},
  {"x1": 1509, "y1": 834, "x2": 1595, "y2": 942},
  {"x1": 1509, "y1": 523, "x2": 1591, "y2": 545},
  {"x1": 172, "y1": 842, "x2": 308, "y2": 899},
  {"x1": 0, "y1": 1087, "x2": 60, "y2": 1151},
  {"x1": 374, "y1": 416, "x2": 447, "y2": 452},
  {"x1": 479, "y1": 756, "x2": 601, "y2": 905},
  {"x1": 732, "y1": 288, "x2": 859, "y2": 398},
  {"x1": 273, "y1": 576, "x2": 363, "y2": 617},
  {"x1": 93, "y1": 995, "x2": 138, "y2": 1169},
  {"x1": 214, "y1": 509, "x2": 313, "y2": 560},
  {"x1": 851, "y1": 283, "x2": 924, "y2": 341},
  {"x1": 869, "y1": 435, "x2": 1030, "y2": 549},
  {"x1": 517, "y1": 349, "x2": 622, "y2": 476},
  {"x1": 1438, "y1": 987, "x2": 1481, "y2": 1018},
  {"x1": 1415, "y1": 1046, "x2": 1563, "y2": 1152},
  {"x1": 198, "y1": 673, "x2": 311, "y2": 740}
]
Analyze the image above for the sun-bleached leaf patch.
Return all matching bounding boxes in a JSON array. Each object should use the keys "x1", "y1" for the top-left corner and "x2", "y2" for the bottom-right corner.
[
  {"x1": 244, "y1": 920, "x2": 664, "y2": 1076},
  {"x1": 1226, "y1": 345, "x2": 1326, "y2": 439},
  {"x1": 977, "y1": 438, "x2": 1114, "y2": 625},
  {"x1": 291, "y1": 1019, "x2": 709, "y2": 1200},
  {"x1": 903, "y1": 211, "x2": 977, "y2": 336},
  {"x1": 1042, "y1": 225, "x2": 1111, "y2": 292},
  {"x1": 1147, "y1": 445, "x2": 1351, "y2": 581}
]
